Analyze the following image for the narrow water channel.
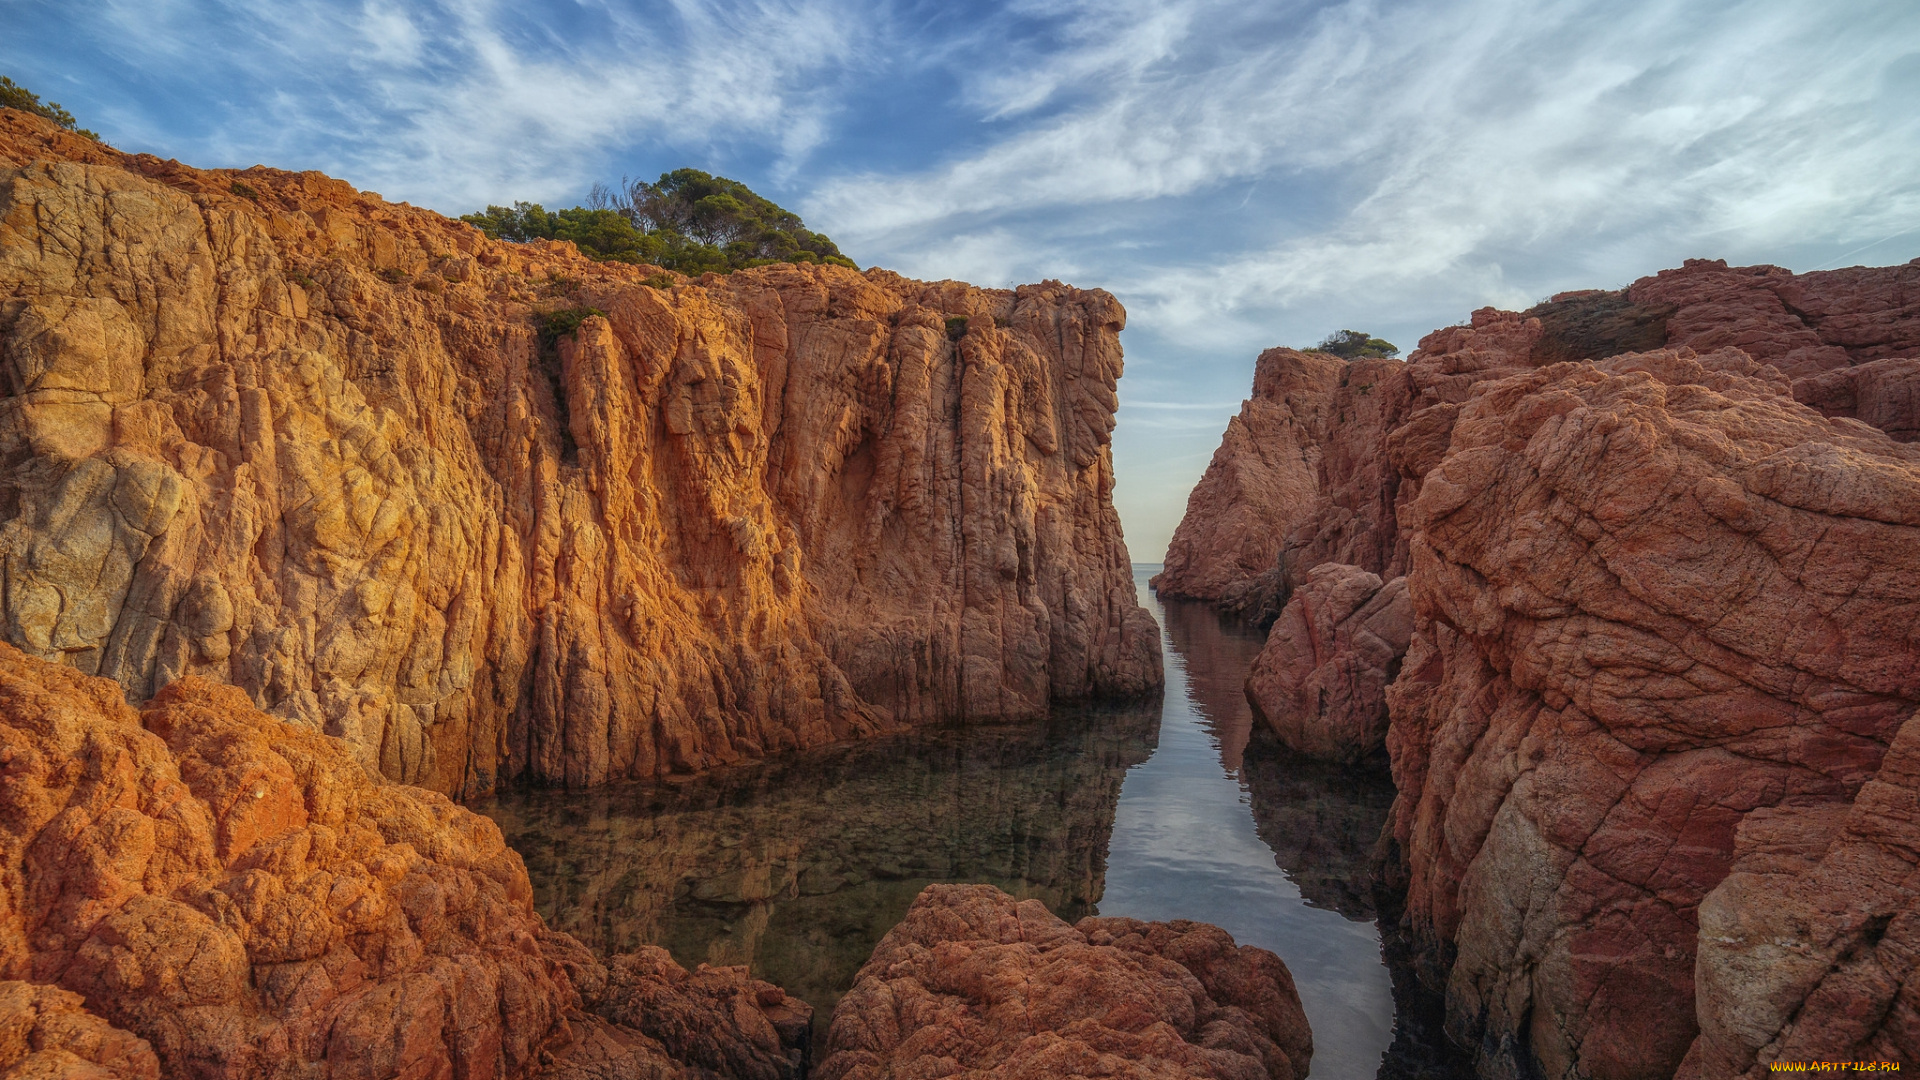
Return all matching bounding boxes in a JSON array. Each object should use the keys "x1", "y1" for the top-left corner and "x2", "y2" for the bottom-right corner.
[{"x1": 477, "y1": 565, "x2": 1406, "y2": 1078}]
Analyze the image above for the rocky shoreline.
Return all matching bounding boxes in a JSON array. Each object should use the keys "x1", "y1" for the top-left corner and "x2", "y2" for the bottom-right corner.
[{"x1": 1162, "y1": 261, "x2": 1920, "y2": 1076}]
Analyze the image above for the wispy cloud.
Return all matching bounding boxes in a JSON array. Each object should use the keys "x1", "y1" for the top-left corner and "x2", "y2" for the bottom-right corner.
[
  {"x1": 6, "y1": 0, "x2": 1916, "y2": 556},
  {"x1": 64, "y1": 0, "x2": 874, "y2": 207}
]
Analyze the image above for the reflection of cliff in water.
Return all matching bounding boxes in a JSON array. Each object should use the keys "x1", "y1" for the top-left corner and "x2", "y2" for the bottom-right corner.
[
  {"x1": 476, "y1": 700, "x2": 1160, "y2": 1031},
  {"x1": 1241, "y1": 736, "x2": 1394, "y2": 920},
  {"x1": 1158, "y1": 588, "x2": 1470, "y2": 1079},
  {"x1": 1159, "y1": 592, "x2": 1395, "y2": 918},
  {"x1": 1156, "y1": 594, "x2": 1271, "y2": 771}
]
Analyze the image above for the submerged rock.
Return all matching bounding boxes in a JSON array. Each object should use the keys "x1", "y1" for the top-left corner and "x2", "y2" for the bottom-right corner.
[{"x1": 818, "y1": 883, "x2": 1313, "y2": 1080}]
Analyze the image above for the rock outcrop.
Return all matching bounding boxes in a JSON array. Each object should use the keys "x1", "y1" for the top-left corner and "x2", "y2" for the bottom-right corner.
[
  {"x1": 1165, "y1": 256, "x2": 1920, "y2": 1077},
  {"x1": 816, "y1": 883, "x2": 1313, "y2": 1080},
  {"x1": 0, "y1": 108, "x2": 1159, "y2": 799},
  {"x1": 0, "y1": 638, "x2": 813, "y2": 1079},
  {"x1": 1245, "y1": 563, "x2": 1409, "y2": 764},
  {"x1": 1152, "y1": 348, "x2": 1340, "y2": 608}
]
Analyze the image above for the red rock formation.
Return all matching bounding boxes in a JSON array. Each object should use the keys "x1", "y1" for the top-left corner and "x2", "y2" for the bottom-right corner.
[
  {"x1": 0, "y1": 108, "x2": 1159, "y2": 800},
  {"x1": 1386, "y1": 345, "x2": 1920, "y2": 1077},
  {"x1": 816, "y1": 883, "x2": 1312, "y2": 1080},
  {"x1": 1792, "y1": 356, "x2": 1920, "y2": 442},
  {"x1": 0, "y1": 641, "x2": 577, "y2": 1077},
  {"x1": 1153, "y1": 348, "x2": 1341, "y2": 605},
  {"x1": 1165, "y1": 256, "x2": 1920, "y2": 1078},
  {"x1": 0, "y1": 638, "x2": 812, "y2": 1079},
  {"x1": 1633, "y1": 257, "x2": 1920, "y2": 377},
  {"x1": 1245, "y1": 563, "x2": 1409, "y2": 764},
  {"x1": 0, "y1": 981, "x2": 159, "y2": 1079}
]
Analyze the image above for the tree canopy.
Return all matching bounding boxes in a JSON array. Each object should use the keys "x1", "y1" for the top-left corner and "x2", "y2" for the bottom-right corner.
[
  {"x1": 1308, "y1": 329, "x2": 1399, "y2": 359},
  {"x1": 461, "y1": 169, "x2": 855, "y2": 275},
  {"x1": 0, "y1": 76, "x2": 98, "y2": 140}
]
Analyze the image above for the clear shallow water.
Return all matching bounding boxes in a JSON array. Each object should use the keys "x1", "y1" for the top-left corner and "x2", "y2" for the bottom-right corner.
[{"x1": 477, "y1": 565, "x2": 1404, "y2": 1077}]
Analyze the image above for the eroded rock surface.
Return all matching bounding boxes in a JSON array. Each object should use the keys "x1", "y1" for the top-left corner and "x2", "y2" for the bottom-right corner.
[
  {"x1": 1163, "y1": 256, "x2": 1920, "y2": 1078},
  {"x1": 0, "y1": 641, "x2": 578, "y2": 1077},
  {"x1": 817, "y1": 883, "x2": 1312, "y2": 1080},
  {"x1": 1153, "y1": 348, "x2": 1341, "y2": 608},
  {"x1": 1245, "y1": 564, "x2": 1409, "y2": 764},
  {"x1": 0, "y1": 980, "x2": 159, "y2": 1079},
  {"x1": 0, "y1": 108, "x2": 1159, "y2": 799},
  {"x1": 0, "y1": 639, "x2": 814, "y2": 1079}
]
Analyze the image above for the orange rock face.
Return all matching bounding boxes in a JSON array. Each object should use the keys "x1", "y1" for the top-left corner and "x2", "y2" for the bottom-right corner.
[
  {"x1": 1165, "y1": 258, "x2": 1920, "y2": 1077},
  {"x1": 0, "y1": 639, "x2": 812, "y2": 1079},
  {"x1": 0, "y1": 642, "x2": 576, "y2": 1078},
  {"x1": 0, "y1": 109, "x2": 1159, "y2": 799},
  {"x1": 816, "y1": 883, "x2": 1313, "y2": 1080}
]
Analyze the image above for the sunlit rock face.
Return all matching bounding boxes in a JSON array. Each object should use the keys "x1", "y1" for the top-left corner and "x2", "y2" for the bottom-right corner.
[
  {"x1": 479, "y1": 699, "x2": 1161, "y2": 1034},
  {"x1": 0, "y1": 109, "x2": 1159, "y2": 799},
  {"x1": 1163, "y1": 259, "x2": 1920, "y2": 1078}
]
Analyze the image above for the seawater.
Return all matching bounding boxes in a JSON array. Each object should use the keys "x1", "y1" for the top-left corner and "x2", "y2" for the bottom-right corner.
[{"x1": 477, "y1": 565, "x2": 1411, "y2": 1079}]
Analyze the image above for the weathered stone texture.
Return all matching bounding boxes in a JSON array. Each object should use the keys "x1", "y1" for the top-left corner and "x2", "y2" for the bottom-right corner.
[
  {"x1": 0, "y1": 110, "x2": 1159, "y2": 798},
  {"x1": 1163, "y1": 255, "x2": 1920, "y2": 1078},
  {"x1": 1152, "y1": 348, "x2": 1340, "y2": 607},
  {"x1": 817, "y1": 883, "x2": 1313, "y2": 1080},
  {"x1": 1244, "y1": 563, "x2": 1410, "y2": 764}
]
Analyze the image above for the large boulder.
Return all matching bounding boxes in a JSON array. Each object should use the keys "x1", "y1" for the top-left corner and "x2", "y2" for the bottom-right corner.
[
  {"x1": 817, "y1": 884, "x2": 1313, "y2": 1080},
  {"x1": 1245, "y1": 563, "x2": 1410, "y2": 764},
  {"x1": 0, "y1": 641, "x2": 808, "y2": 1079}
]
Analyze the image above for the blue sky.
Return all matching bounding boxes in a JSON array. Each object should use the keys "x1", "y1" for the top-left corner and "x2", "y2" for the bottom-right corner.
[{"x1": 6, "y1": 0, "x2": 1918, "y2": 558}]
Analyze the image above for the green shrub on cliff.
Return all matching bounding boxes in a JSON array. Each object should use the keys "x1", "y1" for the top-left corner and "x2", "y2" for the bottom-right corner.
[
  {"x1": 1308, "y1": 329, "x2": 1399, "y2": 359},
  {"x1": 462, "y1": 169, "x2": 856, "y2": 275},
  {"x1": 0, "y1": 76, "x2": 99, "y2": 139}
]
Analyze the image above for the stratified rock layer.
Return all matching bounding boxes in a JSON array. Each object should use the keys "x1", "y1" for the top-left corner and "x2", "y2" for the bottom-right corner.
[
  {"x1": 0, "y1": 109, "x2": 1159, "y2": 799},
  {"x1": 816, "y1": 883, "x2": 1313, "y2": 1080},
  {"x1": 1164, "y1": 256, "x2": 1920, "y2": 1078}
]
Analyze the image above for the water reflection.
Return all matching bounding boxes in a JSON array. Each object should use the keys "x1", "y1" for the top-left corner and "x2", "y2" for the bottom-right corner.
[
  {"x1": 1107, "y1": 571, "x2": 1396, "y2": 1080},
  {"x1": 479, "y1": 566, "x2": 1437, "y2": 1077},
  {"x1": 475, "y1": 702, "x2": 1160, "y2": 1032}
]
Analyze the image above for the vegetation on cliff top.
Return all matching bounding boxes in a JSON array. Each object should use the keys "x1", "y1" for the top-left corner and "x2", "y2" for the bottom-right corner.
[
  {"x1": 0, "y1": 76, "x2": 98, "y2": 140},
  {"x1": 1308, "y1": 329, "x2": 1400, "y2": 359},
  {"x1": 463, "y1": 168, "x2": 856, "y2": 275}
]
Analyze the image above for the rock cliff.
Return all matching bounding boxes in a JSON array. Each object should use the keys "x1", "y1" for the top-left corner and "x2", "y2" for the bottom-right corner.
[
  {"x1": 1165, "y1": 257, "x2": 1920, "y2": 1076},
  {"x1": 1152, "y1": 348, "x2": 1341, "y2": 608},
  {"x1": 816, "y1": 883, "x2": 1314, "y2": 1080},
  {"x1": 0, "y1": 109, "x2": 1159, "y2": 798}
]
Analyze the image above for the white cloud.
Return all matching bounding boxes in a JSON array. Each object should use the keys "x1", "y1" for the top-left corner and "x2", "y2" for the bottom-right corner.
[{"x1": 84, "y1": 0, "x2": 877, "y2": 207}]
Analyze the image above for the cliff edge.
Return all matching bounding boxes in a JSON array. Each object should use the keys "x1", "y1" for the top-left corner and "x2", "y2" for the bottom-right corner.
[{"x1": 0, "y1": 109, "x2": 1161, "y2": 799}]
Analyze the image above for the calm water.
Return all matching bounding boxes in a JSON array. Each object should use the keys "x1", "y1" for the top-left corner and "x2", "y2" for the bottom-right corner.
[{"x1": 477, "y1": 565, "x2": 1407, "y2": 1078}]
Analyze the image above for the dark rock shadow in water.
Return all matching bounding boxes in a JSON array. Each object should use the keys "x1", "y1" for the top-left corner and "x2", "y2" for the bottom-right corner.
[{"x1": 474, "y1": 699, "x2": 1161, "y2": 1036}]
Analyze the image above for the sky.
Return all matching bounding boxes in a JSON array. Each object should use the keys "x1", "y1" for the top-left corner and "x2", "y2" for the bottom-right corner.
[{"x1": 6, "y1": 0, "x2": 1919, "y2": 559}]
